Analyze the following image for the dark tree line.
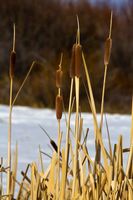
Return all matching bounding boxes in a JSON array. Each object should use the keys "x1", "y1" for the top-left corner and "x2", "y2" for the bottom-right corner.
[{"x1": 0, "y1": 0, "x2": 133, "y2": 113}]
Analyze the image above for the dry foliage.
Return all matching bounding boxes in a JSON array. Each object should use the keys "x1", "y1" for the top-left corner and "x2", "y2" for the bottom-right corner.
[{"x1": 0, "y1": 10, "x2": 133, "y2": 200}]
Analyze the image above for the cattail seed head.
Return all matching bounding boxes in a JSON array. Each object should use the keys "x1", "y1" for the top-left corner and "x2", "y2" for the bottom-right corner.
[
  {"x1": 9, "y1": 51, "x2": 16, "y2": 79},
  {"x1": 70, "y1": 44, "x2": 76, "y2": 78},
  {"x1": 56, "y1": 68, "x2": 63, "y2": 88},
  {"x1": 104, "y1": 37, "x2": 112, "y2": 66},
  {"x1": 50, "y1": 140, "x2": 58, "y2": 153},
  {"x1": 75, "y1": 44, "x2": 82, "y2": 77},
  {"x1": 56, "y1": 95, "x2": 63, "y2": 120},
  {"x1": 50, "y1": 140, "x2": 62, "y2": 157}
]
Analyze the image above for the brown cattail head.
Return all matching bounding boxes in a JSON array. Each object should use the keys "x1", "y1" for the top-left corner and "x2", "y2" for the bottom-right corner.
[
  {"x1": 50, "y1": 140, "x2": 62, "y2": 156},
  {"x1": 9, "y1": 51, "x2": 16, "y2": 79},
  {"x1": 104, "y1": 37, "x2": 112, "y2": 66},
  {"x1": 56, "y1": 95, "x2": 63, "y2": 120},
  {"x1": 70, "y1": 44, "x2": 76, "y2": 78},
  {"x1": 50, "y1": 140, "x2": 58, "y2": 153},
  {"x1": 75, "y1": 44, "x2": 82, "y2": 77},
  {"x1": 56, "y1": 68, "x2": 63, "y2": 88}
]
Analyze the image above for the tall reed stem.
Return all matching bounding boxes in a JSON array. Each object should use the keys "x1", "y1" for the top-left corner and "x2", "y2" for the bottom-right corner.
[
  {"x1": 56, "y1": 119, "x2": 61, "y2": 199},
  {"x1": 60, "y1": 78, "x2": 73, "y2": 199},
  {"x1": 100, "y1": 11, "x2": 113, "y2": 131},
  {"x1": 98, "y1": 11, "x2": 113, "y2": 163},
  {"x1": 7, "y1": 24, "x2": 16, "y2": 199},
  {"x1": 72, "y1": 77, "x2": 79, "y2": 197},
  {"x1": 55, "y1": 54, "x2": 63, "y2": 199},
  {"x1": 72, "y1": 16, "x2": 81, "y2": 197},
  {"x1": 100, "y1": 64, "x2": 107, "y2": 131},
  {"x1": 7, "y1": 78, "x2": 13, "y2": 198}
]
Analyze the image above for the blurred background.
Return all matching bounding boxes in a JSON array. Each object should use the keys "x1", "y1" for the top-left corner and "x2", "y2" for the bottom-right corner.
[{"x1": 0, "y1": 0, "x2": 132, "y2": 113}]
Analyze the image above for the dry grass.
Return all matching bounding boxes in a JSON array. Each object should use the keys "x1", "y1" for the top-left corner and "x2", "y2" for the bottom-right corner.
[{"x1": 0, "y1": 13, "x2": 133, "y2": 200}]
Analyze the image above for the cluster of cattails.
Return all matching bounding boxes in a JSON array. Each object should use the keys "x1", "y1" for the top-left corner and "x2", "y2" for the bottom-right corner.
[
  {"x1": 70, "y1": 43, "x2": 82, "y2": 78},
  {"x1": 0, "y1": 12, "x2": 132, "y2": 200},
  {"x1": 55, "y1": 60, "x2": 63, "y2": 120}
]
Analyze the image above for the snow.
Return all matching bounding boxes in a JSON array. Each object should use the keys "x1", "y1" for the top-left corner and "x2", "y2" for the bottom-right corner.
[{"x1": 0, "y1": 105, "x2": 131, "y2": 188}]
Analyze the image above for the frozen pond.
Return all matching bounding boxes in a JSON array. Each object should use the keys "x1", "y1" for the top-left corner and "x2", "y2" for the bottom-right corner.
[{"x1": 0, "y1": 105, "x2": 131, "y2": 190}]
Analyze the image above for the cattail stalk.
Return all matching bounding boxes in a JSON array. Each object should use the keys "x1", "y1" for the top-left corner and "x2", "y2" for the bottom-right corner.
[
  {"x1": 72, "y1": 76, "x2": 80, "y2": 197},
  {"x1": 55, "y1": 54, "x2": 63, "y2": 198},
  {"x1": 39, "y1": 145, "x2": 44, "y2": 174},
  {"x1": 12, "y1": 61, "x2": 36, "y2": 107},
  {"x1": 72, "y1": 16, "x2": 82, "y2": 198},
  {"x1": 100, "y1": 11, "x2": 113, "y2": 131},
  {"x1": 98, "y1": 11, "x2": 113, "y2": 163},
  {"x1": 7, "y1": 23, "x2": 16, "y2": 199},
  {"x1": 61, "y1": 76, "x2": 74, "y2": 199},
  {"x1": 7, "y1": 77, "x2": 13, "y2": 196}
]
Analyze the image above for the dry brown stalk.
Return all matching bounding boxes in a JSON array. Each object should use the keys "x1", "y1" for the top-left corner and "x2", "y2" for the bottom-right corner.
[
  {"x1": 7, "y1": 24, "x2": 16, "y2": 200},
  {"x1": 0, "y1": 11, "x2": 132, "y2": 200}
]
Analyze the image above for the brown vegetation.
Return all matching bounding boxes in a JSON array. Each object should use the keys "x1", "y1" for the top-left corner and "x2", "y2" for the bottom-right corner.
[
  {"x1": 0, "y1": 12, "x2": 133, "y2": 198},
  {"x1": 0, "y1": 0, "x2": 133, "y2": 113}
]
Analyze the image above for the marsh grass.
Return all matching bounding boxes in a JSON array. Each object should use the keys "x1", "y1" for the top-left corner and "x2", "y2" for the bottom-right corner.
[{"x1": 0, "y1": 13, "x2": 133, "y2": 200}]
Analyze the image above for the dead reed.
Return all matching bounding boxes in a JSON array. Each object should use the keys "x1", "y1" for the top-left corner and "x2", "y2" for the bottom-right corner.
[
  {"x1": 7, "y1": 23, "x2": 16, "y2": 200},
  {"x1": 0, "y1": 13, "x2": 132, "y2": 200}
]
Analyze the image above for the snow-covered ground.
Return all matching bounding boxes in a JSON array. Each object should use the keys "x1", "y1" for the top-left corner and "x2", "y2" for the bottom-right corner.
[{"x1": 0, "y1": 105, "x2": 131, "y2": 187}]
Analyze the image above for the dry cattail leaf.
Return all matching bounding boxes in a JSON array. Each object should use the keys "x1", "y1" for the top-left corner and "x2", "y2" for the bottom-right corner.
[
  {"x1": 56, "y1": 95, "x2": 63, "y2": 120},
  {"x1": 104, "y1": 38, "x2": 112, "y2": 66},
  {"x1": 70, "y1": 44, "x2": 76, "y2": 78},
  {"x1": 9, "y1": 51, "x2": 16, "y2": 79},
  {"x1": 75, "y1": 44, "x2": 82, "y2": 77},
  {"x1": 56, "y1": 68, "x2": 63, "y2": 88}
]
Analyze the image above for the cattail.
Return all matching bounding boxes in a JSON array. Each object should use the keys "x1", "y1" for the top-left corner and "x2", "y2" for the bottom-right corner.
[
  {"x1": 104, "y1": 37, "x2": 112, "y2": 66},
  {"x1": 56, "y1": 95, "x2": 63, "y2": 120},
  {"x1": 9, "y1": 51, "x2": 16, "y2": 79},
  {"x1": 50, "y1": 140, "x2": 62, "y2": 157},
  {"x1": 70, "y1": 44, "x2": 76, "y2": 78},
  {"x1": 50, "y1": 140, "x2": 58, "y2": 153},
  {"x1": 56, "y1": 68, "x2": 63, "y2": 88},
  {"x1": 75, "y1": 44, "x2": 82, "y2": 77}
]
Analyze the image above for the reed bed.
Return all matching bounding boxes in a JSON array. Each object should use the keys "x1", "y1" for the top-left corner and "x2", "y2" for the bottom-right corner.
[{"x1": 0, "y1": 13, "x2": 133, "y2": 200}]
